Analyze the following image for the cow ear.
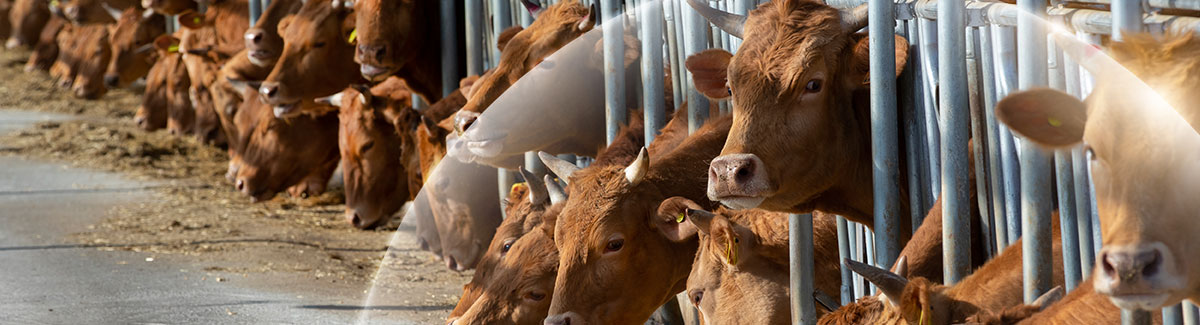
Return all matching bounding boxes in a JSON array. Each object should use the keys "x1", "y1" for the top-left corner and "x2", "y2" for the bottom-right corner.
[
  {"x1": 709, "y1": 215, "x2": 746, "y2": 267},
  {"x1": 897, "y1": 278, "x2": 935, "y2": 325},
  {"x1": 653, "y1": 196, "x2": 702, "y2": 242},
  {"x1": 178, "y1": 10, "x2": 205, "y2": 29},
  {"x1": 496, "y1": 26, "x2": 523, "y2": 52},
  {"x1": 460, "y1": 74, "x2": 483, "y2": 98},
  {"x1": 996, "y1": 88, "x2": 1087, "y2": 148},
  {"x1": 277, "y1": 16, "x2": 294, "y2": 35},
  {"x1": 685, "y1": 49, "x2": 733, "y2": 100},
  {"x1": 153, "y1": 35, "x2": 180, "y2": 53},
  {"x1": 844, "y1": 33, "x2": 908, "y2": 89}
]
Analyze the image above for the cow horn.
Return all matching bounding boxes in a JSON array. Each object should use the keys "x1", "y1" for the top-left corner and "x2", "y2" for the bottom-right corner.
[
  {"x1": 893, "y1": 255, "x2": 908, "y2": 278},
  {"x1": 351, "y1": 84, "x2": 373, "y2": 106},
  {"x1": 142, "y1": 8, "x2": 156, "y2": 19},
  {"x1": 314, "y1": 92, "x2": 344, "y2": 107},
  {"x1": 685, "y1": 0, "x2": 745, "y2": 39},
  {"x1": 538, "y1": 151, "x2": 580, "y2": 183},
  {"x1": 840, "y1": 4, "x2": 868, "y2": 33},
  {"x1": 684, "y1": 208, "x2": 715, "y2": 234},
  {"x1": 1032, "y1": 286, "x2": 1064, "y2": 311},
  {"x1": 545, "y1": 174, "x2": 567, "y2": 205},
  {"x1": 101, "y1": 2, "x2": 123, "y2": 21},
  {"x1": 844, "y1": 258, "x2": 908, "y2": 302},
  {"x1": 577, "y1": 3, "x2": 598, "y2": 32},
  {"x1": 519, "y1": 167, "x2": 549, "y2": 206},
  {"x1": 624, "y1": 147, "x2": 648, "y2": 186},
  {"x1": 520, "y1": 0, "x2": 543, "y2": 19}
]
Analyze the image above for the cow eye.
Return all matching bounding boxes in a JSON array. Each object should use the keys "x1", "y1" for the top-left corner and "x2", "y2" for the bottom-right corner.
[
  {"x1": 604, "y1": 238, "x2": 624, "y2": 252},
  {"x1": 500, "y1": 238, "x2": 516, "y2": 254},
  {"x1": 690, "y1": 289, "x2": 704, "y2": 305},
  {"x1": 805, "y1": 79, "x2": 822, "y2": 92},
  {"x1": 359, "y1": 141, "x2": 374, "y2": 152},
  {"x1": 525, "y1": 291, "x2": 546, "y2": 302},
  {"x1": 314, "y1": 41, "x2": 327, "y2": 48}
]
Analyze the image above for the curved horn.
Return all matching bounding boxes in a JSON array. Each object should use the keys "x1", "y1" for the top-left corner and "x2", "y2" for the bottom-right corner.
[
  {"x1": 519, "y1": 167, "x2": 549, "y2": 205},
  {"x1": 685, "y1": 0, "x2": 745, "y2": 38},
  {"x1": 545, "y1": 174, "x2": 567, "y2": 205},
  {"x1": 520, "y1": 0, "x2": 543, "y2": 19},
  {"x1": 577, "y1": 3, "x2": 598, "y2": 31},
  {"x1": 1032, "y1": 286, "x2": 1065, "y2": 310},
  {"x1": 684, "y1": 208, "x2": 716, "y2": 234},
  {"x1": 314, "y1": 91, "x2": 344, "y2": 107},
  {"x1": 840, "y1": 4, "x2": 868, "y2": 33},
  {"x1": 101, "y1": 2, "x2": 124, "y2": 21},
  {"x1": 538, "y1": 151, "x2": 580, "y2": 183},
  {"x1": 624, "y1": 147, "x2": 648, "y2": 186},
  {"x1": 845, "y1": 258, "x2": 908, "y2": 302}
]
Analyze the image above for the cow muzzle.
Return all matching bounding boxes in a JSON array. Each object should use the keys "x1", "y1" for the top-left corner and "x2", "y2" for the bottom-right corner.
[
  {"x1": 544, "y1": 311, "x2": 584, "y2": 325},
  {"x1": 1094, "y1": 242, "x2": 1184, "y2": 310},
  {"x1": 707, "y1": 153, "x2": 771, "y2": 209}
]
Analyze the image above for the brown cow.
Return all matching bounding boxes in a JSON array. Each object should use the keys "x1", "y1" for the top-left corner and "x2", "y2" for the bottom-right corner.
[
  {"x1": 538, "y1": 115, "x2": 732, "y2": 325},
  {"x1": 967, "y1": 277, "x2": 1160, "y2": 325},
  {"x1": 352, "y1": 0, "x2": 458, "y2": 102},
  {"x1": 242, "y1": 0, "x2": 301, "y2": 69},
  {"x1": 452, "y1": 0, "x2": 596, "y2": 133},
  {"x1": 423, "y1": 158, "x2": 502, "y2": 271},
  {"x1": 134, "y1": 53, "x2": 170, "y2": 131},
  {"x1": 68, "y1": 25, "x2": 112, "y2": 99},
  {"x1": 142, "y1": 0, "x2": 195, "y2": 15},
  {"x1": 996, "y1": 32, "x2": 1200, "y2": 310},
  {"x1": 667, "y1": 200, "x2": 841, "y2": 324},
  {"x1": 333, "y1": 78, "x2": 421, "y2": 228},
  {"x1": 176, "y1": 0, "x2": 250, "y2": 59},
  {"x1": 178, "y1": 27, "x2": 227, "y2": 145},
  {"x1": 7, "y1": 0, "x2": 48, "y2": 49},
  {"x1": 59, "y1": 0, "x2": 138, "y2": 25},
  {"x1": 233, "y1": 90, "x2": 340, "y2": 202},
  {"x1": 259, "y1": 0, "x2": 360, "y2": 118},
  {"x1": 104, "y1": 7, "x2": 165, "y2": 88},
  {"x1": 25, "y1": 16, "x2": 66, "y2": 72},
  {"x1": 820, "y1": 220, "x2": 1065, "y2": 325},
  {"x1": 162, "y1": 48, "x2": 195, "y2": 136}
]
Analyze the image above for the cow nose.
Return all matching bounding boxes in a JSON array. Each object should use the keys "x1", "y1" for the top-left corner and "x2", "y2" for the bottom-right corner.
[
  {"x1": 348, "y1": 211, "x2": 364, "y2": 228},
  {"x1": 236, "y1": 179, "x2": 246, "y2": 192},
  {"x1": 707, "y1": 154, "x2": 770, "y2": 205},
  {"x1": 63, "y1": 6, "x2": 79, "y2": 19},
  {"x1": 544, "y1": 313, "x2": 575, "y2": 325},
  {"x1": 445, "y1": 255, "x2": 458, "y2": 271},
  {"x1": 104, "y1": 75, "x2": 119, "y2": 88},
  {"x1": 1101, "y1": 246, "x2": 1163, "y2": 283},
  {"x1": 357, "y1": 43, "x2": 386, "y2": 62},
  {"x1": 259, "y1": 82, "x2": 279, "y2": 99},
  {"x1": 134, "y1": 116, "x2": 146, "y2": 128},
  {"x1": 244, "y1": 29, "x2": 264, "y2": 46}
]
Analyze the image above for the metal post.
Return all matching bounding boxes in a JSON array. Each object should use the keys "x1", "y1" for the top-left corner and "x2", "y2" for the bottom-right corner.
[
  {"x1": 1018, "y1": 0, "x2": 1053, "y2": 304},
  {"x1": 1166, "y1": 304, "x2": 1185, "y2": 325},
  {"x1": 966, "y1": 26, "x2": 994, "y2": 259},
  {"x1": 1049, "y1": 35, "x2": 1083, "y2": 292},
  {"x1": 248, "y1": 0, "x2": 262, "y2": 26},
  {"x1": 1124, "y1": 309, "x2": 1153, "y2": 325},
  {"x1": 869, "y1": 0, "x2": 900, "y2": 273},
  {"x1": 992, "y1": 25, "x2": 1022, "y2": 246},
  {"x1": 1071, "y1": 146, "x2": 1095, "y2": 278},
  {"x1": 600, "y1": 0, "x2": 627, "y2": 143},
  {"x1": 978, "y1": 23, "x2": 1008, "y2": 252},
  {"x1": 465, "y1": 0, "x2": 485, "y2": 76},
  {"x1": 852, "y1": 224, "x2": 864, "y2": 299},
  {"x1": 1111, "y1": 0, "x2": 1150, "y2": 321},
  {"x1": 901, "y1": 19, "x2": 931, "y2": 235},
  {"x1": 789, "y1": 213, "x2": 816, "y2": 325},
  {"x1": 917, "y1": 18, "x2": 942, "y2": 200},
  {"x1": 641, "y1": 0, "x2": 665, "y2": 143},
  {"x1": 937, "y1": 0, "x2": 971, "y2": 284},
  {"x1": 441, "y1": 2, "x2": 461, "y2": 97},
  {"x1": 865, "y1": 228, "x2": 877, "y2": 295},
  {"x1": 1185, "y1": 302, "x2": 1199, "y2": 325},
  {"x1": 837, "y1": 216, "x2": 853, "y2": 306},
  {"x1": 492, "y1": 0, "x2": 512, "y2": 64},
  {"x1": 663, "y1": 0, "x2": 683, "y2": 110},
  {"x1": 682, "y1": 0, "x2": 710, "y2": 133},
  {"x1": 497, "y1": 169, "x2": 515, "y2": 218}
]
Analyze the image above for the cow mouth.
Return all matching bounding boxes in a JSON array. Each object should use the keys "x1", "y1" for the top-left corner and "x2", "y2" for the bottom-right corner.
[
  {"x1": 1104, "y1": 293, "x2": 1170, "y2": 310},
  {"x1": 359, "y1": 64, "x2": 395, "y2": 82},
  {"x1": 273, "y1": 102, "x2": 299, "y2": 118},
  {"x1": 247, "y1": 50, "x2": 275, "y2": 66},
  {"x1": 715, "y1": 195, "x2": 766, "y2": 210}
]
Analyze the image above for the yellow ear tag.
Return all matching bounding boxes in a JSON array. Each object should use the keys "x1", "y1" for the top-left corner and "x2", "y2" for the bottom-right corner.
[
  {"x1": 167, "y1": 45, "x2": 179, "y2": 53},
  {"x1": 348, "y1": 28, "x2": 357, "y2": 44},
  {"x1": 509, "y1": 182, "x2": 526, "y2": 193},
  {"x1": 50, "y1": 0, "x2": 59, "y2": 7},
  {"x1": 1047, "y1": 117, "x2": 1062, "y2": 127},
  {"x1": 675, "y1": 213, "x2": 685, "y2": 223},
  {"x1": 193, "y1": 17, "x2": 202, "y2": 25},
  {"x1": 918, "y1": 309, "x2": 928, "y2": 325},
  {"x1": 724, "y1": 238, "x2": 739, "y2": 265}
]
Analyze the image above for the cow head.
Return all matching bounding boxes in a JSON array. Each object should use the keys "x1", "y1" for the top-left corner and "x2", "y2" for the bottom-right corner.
[
  {"x1": 996, "y1": 33, "x2": 1200, "y2": 310},
  {"x1": 540, "y1": 149, "x2": 700, "y2": 325},
  {"x1": 687, "y1": 0, "x2": 907, "y2": 212},
  {"x1": 142, "y1": 0, "x2": 196, "y2": 15},
  {"x1": 260, "y1": 0, "x2": 359, "y2": 118},
  {"x1": 70, "y1": 25, "x2": 111, "y2": 99},
  {"x1": 333, "y1": 81, "x2": 420, "y2": 229},
  {"x1": 244, "y1": 0, "x2": 302, "y2": 68},
  {"x1": 352, "y1": 0, "x2": 419, "y2": 82},
  {"x1": 425, "y1": 159, "x2": 503, "y2": 271},
  {"x1": 452, "y1": 0, "x2": 596, "y2": 134},
  {"x1": 135, "y1": 55, "x2": 170, "y2": 131},
  {"x1": 7, "y1": 0, "x2": 50, "y2": 49},
  {"x1": 234, "y1": 98, "x2": 341, "y2": 203},
  {"x1": 60, "y1": 0, "x2": 134, "y2": 25},
  {"x1": 416, "y1": 115, "x2": 451, "y2": 182},
  {"x1": 105, "y1": 7, "x2": 164, "y2": 88}
]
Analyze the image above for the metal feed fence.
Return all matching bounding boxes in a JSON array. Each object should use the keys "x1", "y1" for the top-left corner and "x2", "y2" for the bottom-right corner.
[{"x1": 234, "y1": 0, "x2": 1200, "y2": 324}]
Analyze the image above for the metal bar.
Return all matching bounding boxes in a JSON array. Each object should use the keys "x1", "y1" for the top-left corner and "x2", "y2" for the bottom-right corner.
[
  {"x1": 789, "y1": 213, "x2": 817, "y2": 325},
  {"x1": 498, "y1": 169, "x2": 515, "y2": 218},
  {"x1": 965, "y1": 26, "x2": 993, "y2": 259},
  {"x1": 865, "y1": 228, "x2": 876, "y2": 295},
  {"x1": 248, "y1": 0, "x2": 262, "y2": 26},
  {"x1": 869, "y1": 0, "x2": 901, "y2": 273},
  {"x1": 1185, "y1": 302, "x2": 1199, "y2": 325},
  {"x1": 918, "y1": 18, "x2": 941, "y2": 201},
  {"x1": 848, "y1": 222, "x2": 862, "y2": 299},
  {"x1": 664, "y1": 0, "x2": 684, "y2": 111},
  {"x1": 1018, "y1": 0, "x2": 1053, "y2": 304},
  {"x1": 900, "y1": 19, "x2": 931, "y2": 235},
  {"x1": 991, "y1": 25, "x2": 1022, "y2": 246},
  {"x1": 674, "y1": 0, "x2": 687, "y2": 112},
  {"x1": 492, "y1": 0, "x2": 513, "y2": 67},
  {"x1": 600, "y1": 0, "x2": 627, "y2": 143},
  {"x1": 1070, "y1": 0, "x2": 1200, "y2": 11},
  {"x1": 978, "y1": 23, "x2": 1008, "y2": 253},
  {"x1": 641, "y1": 0, "x2": 665, "y2": 144},
  {"x1": 938, "y1": 0, "x2": 971, "y2": 284},
  {"x1": 1166, "y1": 304, "x2": 1185, "y2": 325},
  {"x1": 465, "y1": 0, "x2": 485, "y2": 76},
  {"x1": 837, "y1": 216, "x2": 853, "y2": 306},
  {"x1": 442, "y1": 1, "x2": 462, "y2": 97},
  {"x1": 525, "y1": 152, "x2": 546, "y2": 180},
  {"x1": 1124, "y1": 310, "x2": 1153, "y2": 325},
  {"x1": 1049, "y1": 35, "x2": 1083, "y2": 293},
  {"x1": 1071, "y1": 145, "x2": 1095, "y2": 278},
  {"x1": 681, "y1": 0, "x2": 710, "y2": 133},
  {"x1": 1113, "y1": 0, "x2": 1143, "y2": 41}
]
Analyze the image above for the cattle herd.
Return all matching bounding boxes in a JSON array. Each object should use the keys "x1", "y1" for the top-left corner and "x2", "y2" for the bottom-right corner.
[{"x1": 8, "y1": 0, "x2": 1200, "y2": 323}]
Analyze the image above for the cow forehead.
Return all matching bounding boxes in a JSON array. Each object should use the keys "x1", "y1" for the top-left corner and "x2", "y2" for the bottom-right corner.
[{"x1": 730, "y1": 1, "x2": 845, "y2": 92}]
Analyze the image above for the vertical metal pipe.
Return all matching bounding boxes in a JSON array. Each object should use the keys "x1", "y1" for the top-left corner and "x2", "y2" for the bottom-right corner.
[
  {"x1": 442, "y1": 1, "x2": 462, "y2": 97},
  {"x1": 992, "y1": 25, "x2": 1022, "y2": 246},
  {"x1": 1165, "y1": 304, "x2": 1185, "y2": 325},
  {"x1": 1072, "y1": 146, "x2": 1095, "y2": 278},
  {"x1": 789, "y1": 213, "x2": 817, "y2": 325},
  {"x1": 900, "y1": 19, "x2": 930, "y2": 235},
  {"x1": 1018, "y1": 0, "x2": 1052, "y2": 303},
  {"x1": 1049, "y1": 36, "x2": 1082, "y2": 292},
  {"x1": 663, "y1": 0, "x2": 683, "y2": 111},
  {"x1": 1124, "y1": 309, "x2": 1153, "y2": 325},
  {"x1": 248, "y1": 0, "x2": 262, "y2": 26},
  {"x1": 1112, "y1": 0, "x2": 1143, "y2": 41},
  {"x1": 837, "y1": 216, "x2": 853, "y2": 306},
  {"x1": 1185, "y1": 302, "x2": 1199, "y2": 325},
  {"x1": 681, "y1": 0, "x2": 710, "y2": 133},
  {"x1": 519, "y1": 0, "x2": 533, "y2": 27},
  {"x1": 525, "y1": 152, "x2": 546, "y2": 180},
  {"x1": 851, "y1": 224, "x2": 864, "y2": 299},
  {"x1": 674, "y1": 0, "x2": 687, "y2": 110},
  {"x1": 869, "y1": 0, "x2": 900, "y2": 273},
  {"x1": 600, "y1": 0, "x2": 627, "y2": 143},
  {"x1": 938, "y1": 0, "x2": 971, "y2": 284},
  {"x1": 465, "y1": 0, "x2": 485, "y2": 76},
  {"x1": 492, "y1": 0, "x2": 512, "y2": 66},
  {"x1": 865, "y1": 229, "x2": 876, "y2": 295},
  {"x1": 918, "y1": 18, "x2": 941, "y2": 200},
  {"x1": 641, "y1": 0, "x2": 665, "y2": 143},
  {"x1": 498, "y1": 169, "x2": 515, "y2": 218},
  {"x1": 966, "y1": 26, "x2": 994, "y2": 259},
  {"x1": 978, "y1": 23, "x2": 1008, "y2": 253}
]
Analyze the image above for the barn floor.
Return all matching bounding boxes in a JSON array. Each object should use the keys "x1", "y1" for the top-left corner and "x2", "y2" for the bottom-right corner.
[{"x1": 0, "y1": 49, "x2": 469, "y2": 324}]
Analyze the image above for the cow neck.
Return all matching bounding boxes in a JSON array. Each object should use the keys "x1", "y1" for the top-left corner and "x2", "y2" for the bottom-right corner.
[
  {"x1": 394, "y1": 1, "x2": 444, "y2": 103},
  {"x1": 645, "y1": 115, "x2": 734, "y2": 210}
]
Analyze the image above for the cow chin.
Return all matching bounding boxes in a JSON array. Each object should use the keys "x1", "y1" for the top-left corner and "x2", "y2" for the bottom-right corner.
[
  {"x1": 1105, "y1": 293, "x2": 1170, "y2": 311},
  {"x1": 717, "y1": 196, "x2": 765, "y2": 210},
  {"x1": 359, "y1": 64, "x2": 395, "y2": 83}
]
